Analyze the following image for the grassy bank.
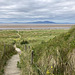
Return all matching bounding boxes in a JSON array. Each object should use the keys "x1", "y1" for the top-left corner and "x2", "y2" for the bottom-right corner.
[
  {"x1": 32, "y1": 26, "x2": 75, "y2": 75},
  {"x1": 0, "y1": 30, "x2": 19, "y2": 43},
  {"x1": 16, "y1": 26, "x2": 75, "y2": 75},
  {"x1": 16, "y1": 29, "x2": 68, "y2": 50},
  {"x1": 0, "y1": 43, "x2": 17, "y2": 75},
  {"x1": 0, "y1": 30, "x2": 18, "y2": 75},
  {"x1": 0, "y1": 29, "x2": 71, "y2": 75},
  {"x1": 18, "y1": 29, "x2": 68, "y2": 75}
]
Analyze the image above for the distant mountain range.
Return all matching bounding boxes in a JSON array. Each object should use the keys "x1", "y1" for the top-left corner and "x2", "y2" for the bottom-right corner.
[
  {"x1": 28, "y1": 21, "x2": 56, "y2": 24},
  {"x1": 0, "y1": 21, "x2": 55, "y2": 24},
  {"x1": 0, "y1": 21, "x2": 74, "y2": 24}
]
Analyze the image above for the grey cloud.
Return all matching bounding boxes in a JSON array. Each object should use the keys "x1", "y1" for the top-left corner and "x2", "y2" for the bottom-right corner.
[{"x1": 0, "y1": 0, "x2": 75, "y2": 23}]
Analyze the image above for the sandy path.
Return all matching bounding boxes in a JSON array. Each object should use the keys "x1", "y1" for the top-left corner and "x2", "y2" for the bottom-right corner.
[{"x1": 4, "y1": 45, "x2": 21, "y2": 75}]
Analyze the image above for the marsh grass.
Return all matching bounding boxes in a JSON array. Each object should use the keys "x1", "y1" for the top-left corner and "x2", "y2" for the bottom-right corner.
[
  {"x1": 32, "y1": 26, "x2": 75, "y2": 75},
  {"x1": 0, "y1": 30, "x2": 19, "y2": 75},
  {"x1": 17, "y1": 29, "x2": 68, "y2": 75},
  {"x1": 0, "y1": 43, "x2": 17, "y2": 75},
  {"x1": 0, "y1": 29, "x2": 71, "y2": 75}
]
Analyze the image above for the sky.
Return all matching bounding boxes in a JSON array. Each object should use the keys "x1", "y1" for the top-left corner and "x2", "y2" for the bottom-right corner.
[{"x1": 0, "y1": 0, "x2": 75, "y2": 23}]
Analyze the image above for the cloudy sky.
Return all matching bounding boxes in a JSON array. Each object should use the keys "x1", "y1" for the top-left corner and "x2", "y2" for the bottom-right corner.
[{"x1": 0, "y1": 0, "x2": 75, "y2": 23}]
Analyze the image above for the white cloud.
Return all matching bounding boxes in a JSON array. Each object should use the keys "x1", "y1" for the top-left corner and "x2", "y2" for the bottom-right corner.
[{"x1": 0, "y1": 0, "x2": 75, "y2": 23}]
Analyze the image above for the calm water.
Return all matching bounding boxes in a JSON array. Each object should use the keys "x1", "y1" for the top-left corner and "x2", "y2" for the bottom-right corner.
[{"x1": 0, "y1": 27, "x2": 71, "y2": 30}]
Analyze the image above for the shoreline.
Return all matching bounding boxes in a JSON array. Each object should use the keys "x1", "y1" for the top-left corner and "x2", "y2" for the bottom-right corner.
[{"x1": 0, "y1": 24, "x2": 74, "y2": 30}]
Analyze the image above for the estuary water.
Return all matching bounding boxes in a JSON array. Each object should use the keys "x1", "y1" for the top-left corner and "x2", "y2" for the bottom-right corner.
[{"x1": 0, "y1": 27, "x2": 71, "y2": 30}]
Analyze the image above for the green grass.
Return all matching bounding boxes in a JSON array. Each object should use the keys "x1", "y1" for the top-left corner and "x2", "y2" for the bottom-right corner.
[
  {"x1": 0, "y1": 29, "x2": 70, "y2": 75},
  {"x1": 17, "y1": 29, "x2": 68, "y2": 49},
  {"x1": 32, "y1": 27, "x2": 75, "y2": 75},
  {"x1": 0, "y1": 30, "x2": 18, "y2": 38},
  {"x1": 0, "y1": 30, "x2": 19, "y2": 44},
  {"x1": 0, "y1": 30, "x2": 18, "y2": 75},
  {"x1": 17, "y1": 29, "x2": 68, "y2": 75},
  {"x1": 0, "y1": 43, "x2": 17, "y2": 75}
]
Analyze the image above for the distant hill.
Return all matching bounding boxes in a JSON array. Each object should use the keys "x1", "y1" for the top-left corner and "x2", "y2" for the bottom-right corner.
[
  {"x1": 10, "y1": 21, "x2": 56, "y2": 24},
  {"x1": 0, "y1": 21, "x2": 74, "y2": 24},
  {"x1": 28, "y1": 21, "x2": 56, "y2": 24},
  {"x1": 0, "y1": 21, "x2": 56, "y2": 24}
]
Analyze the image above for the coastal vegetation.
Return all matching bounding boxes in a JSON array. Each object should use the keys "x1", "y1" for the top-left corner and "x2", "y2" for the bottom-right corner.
[
  {"x1": 14, "y1": 26, "x2": 75, "y2": 75},
  {"x1": 0, "y1": 28, "x2": 75, "y2": 75}
]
